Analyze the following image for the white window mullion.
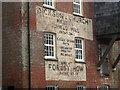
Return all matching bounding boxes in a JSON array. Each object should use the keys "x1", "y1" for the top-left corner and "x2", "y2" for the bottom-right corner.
[
  {"x1": 44, "y1": 33, "x2": 56, "y2": 59},
  {"x1": 80, "y1": 0, "x2": 82, "y2": 15},
  {"x1": 46, "y1": 85, "x2": 58, "y2": 90},
  {"x1": 73, "y1": 0, "x2": 82, "y2": 16},
  {"x1": 77, "y1": 85, "x2": 86, "y2": 90},
  {"x1": 75, "y1": 38, "x2": 84, "y2": 62},
  {"x1": 43, "y1": 0, "x2": 55, "y2": 9},
  {"x1": 53, "y1": 34, "x2": 56, "y2": 58},
  {"x1": 81, "y1": 39, "x2": 84, "y2": 60}
]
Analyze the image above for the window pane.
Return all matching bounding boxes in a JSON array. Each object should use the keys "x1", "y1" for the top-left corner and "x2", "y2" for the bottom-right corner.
[
  {"x1": 50, "y1": 0, "x2": 52, "y2": 6},
  {"x1": 80, "y1": 50, "x2": 82, "y2": 59},
  {"x1": 47, "y1": 46, "x2": 49, "y2": 56},
  {"x1": 74, "y1": 4, "x2": 76, "y2": 8},
  {"x1": 78, "y1": 50, "x2": 81, "y2": 59},
  {"x1": 44, "y1": 0, "x2": 54, "y2": 7}
]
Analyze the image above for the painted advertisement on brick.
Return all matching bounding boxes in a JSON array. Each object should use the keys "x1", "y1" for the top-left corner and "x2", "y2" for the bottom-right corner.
[
  {"x1": 36, "y1": 6, "x2": 93, "y2": 81},
  {"x1": 45, "y1": 61, "x2": 86, "y2": 81},
  {"x1": 36, "y1": 6, "x2": 93, "y2": 40}
]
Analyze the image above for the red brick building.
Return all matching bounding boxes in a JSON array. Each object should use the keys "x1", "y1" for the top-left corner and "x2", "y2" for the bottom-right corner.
[{"x1": 2, "y1": 1, "x2": 120, "y2": 89}]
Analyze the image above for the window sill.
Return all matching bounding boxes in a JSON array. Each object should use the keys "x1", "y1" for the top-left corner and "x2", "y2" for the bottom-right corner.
[
  {"x1": 44, "y1": 57, "x2": 58, "y2": 61},
  {"x1": 43, "y1": 4, "x2": 56, "y2": 10},
  {"x1": 75, "y1": 60, "x2": 86, "y2": 64},
  {"x1": 73, "y1": 12, "x2": 84, "y2": 18}
]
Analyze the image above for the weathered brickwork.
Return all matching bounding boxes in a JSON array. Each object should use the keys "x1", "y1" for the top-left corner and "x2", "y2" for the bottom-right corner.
[
  {"x1": 2, "y1": 2, "x2": 29, "y2": 88},
  {"x1": 29, "y1": 2, "x2": 112, "y2": 89},
  {"x1": 2, "y1": 1, "x2": 120, "y2": 89},
  {"x1": 2, "y1": 2, "x2": 23, "y2": 88}
]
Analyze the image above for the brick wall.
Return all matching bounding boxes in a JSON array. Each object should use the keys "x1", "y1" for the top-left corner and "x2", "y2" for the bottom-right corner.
[
  {"x1": 2, "y1": 2, "x2": 30, "y2": 88},
  {"x1": 2, "y1": 2, "x2": 119, "y2": 89},
  {"x1": 2, "y1": 2, "x2": 23, "y2": 88},
  {"x1": 29, "y1": 2, "x2": 112, "y2": 89}
]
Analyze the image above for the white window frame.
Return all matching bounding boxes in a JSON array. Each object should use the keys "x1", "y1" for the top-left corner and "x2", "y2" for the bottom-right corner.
[
  {"x1": 44, "y1": 33, "x2": 56, "y2": 59},
  {"x1": 46, "y1": 85, "x2": 58, "y2": 90},
  {"x1": 73, "y1": 0, "x2": 82, "y2": 16},
  {"x1": 75, "y1": 38, "x2": 84, "y2": 62},
  {"x1": 43, "y1": 0, "x2": 55, "y2": 9},
  {"x1": 101, "y1": 85, "x2": 109, "y2": 90},
  {"x1": 77, "y1": 85, "x2": 86, "y2": 90}
]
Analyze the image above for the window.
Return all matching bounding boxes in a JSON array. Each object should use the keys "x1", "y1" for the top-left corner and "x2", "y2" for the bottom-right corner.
[
  {"x1": 98, "y1": 44, "x2": 109, "y2": 76},
  {"x1": 97, "y1": 85, "x2": 100, "y2": 90},
  {"x1": 101, "y1": 85, "x2": 109, "y2": 90},
  {"x1": 46, "y1": 85, "x2": 58, "y2": 90},
  {"x1": 75, "y1": 38, "x2": 84, "y2": 62},
  {"x1": 43, "y1": 0, "x2": 55, "y2": 9},
  {"x1": 73, "y1": 0, "x2": 82, "y2": 16},
  {"x1": 44, "y1": 33, "x2": 56, "y2": 59},
  {"x1": 77, "y1": 85, "x2": 86, "y2": 90}
]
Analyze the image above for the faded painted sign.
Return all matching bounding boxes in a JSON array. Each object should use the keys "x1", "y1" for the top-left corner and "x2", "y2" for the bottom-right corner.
[
  {"x1": 45, "y1": 61, "x2": 86, "y2": 81},
  {"x1": 36, "y1": 6, "x2": 93, "y2": 81},
  {"x1": 36, "y1": 6, "x2": 93, "y2": 40}
]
